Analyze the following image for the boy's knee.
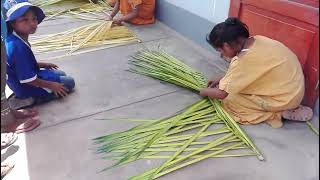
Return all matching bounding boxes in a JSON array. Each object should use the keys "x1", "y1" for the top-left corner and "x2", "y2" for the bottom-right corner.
[
  {"x1": 60, "y1": 76, "x2": 75, "y2": 92},
  {"x1": 54, "y1": 70, "x2": 67, "y2": 76},
  {"x1": 69, "y1": 78, "x2": 75, "y2": 91},
  {"x1": 66, "y1": 77, "x2": 75, "y2": 92}
]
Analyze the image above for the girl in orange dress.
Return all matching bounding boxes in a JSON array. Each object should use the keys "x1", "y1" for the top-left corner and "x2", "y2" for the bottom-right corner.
[
  {"x1": 108, "y1": 0, "x2": 155, "y2": 25},
  {"x1": 200, "y1": 18, "x2": 313, "y2": 128}
]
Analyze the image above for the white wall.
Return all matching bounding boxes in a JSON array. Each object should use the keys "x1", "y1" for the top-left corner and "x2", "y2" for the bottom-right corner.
[{"x1": 164, "y1": 0, "x2": 230, "y2": 23}]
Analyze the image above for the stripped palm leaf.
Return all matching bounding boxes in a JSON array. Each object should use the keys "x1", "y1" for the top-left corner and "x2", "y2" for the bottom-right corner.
[
  {"x1": 306, "y1": 121, "x2": 319, "y2": 135},
  {"x1": 30, "y1": 0, "x2": 111, "y2": 21},
  {"x1": 30, "y1": 21, "x2": 140, "y2": 59},
  {"x1": 44, "y1": 1, "x2": 112, "y2": 21},
  {"x1": 30, "y1": 0, "x2": 93, "y2": 7}
]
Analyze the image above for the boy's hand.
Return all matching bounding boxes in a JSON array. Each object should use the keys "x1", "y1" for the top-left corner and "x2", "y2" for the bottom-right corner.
[
  {"x1": 39, "y1": 63, "x2": 59, "y2": 70},
  {"x1": 49, "y1": 82, "x2": 68, "y2": 97},
  {"x1": 46, "y1": 63, "x2": 58, "y2": 70}
]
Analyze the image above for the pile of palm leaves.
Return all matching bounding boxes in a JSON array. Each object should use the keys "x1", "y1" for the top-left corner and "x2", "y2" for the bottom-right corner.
[
  {"x1": 93, "y1": 50, "x2": 264, "y2": 179},
  {"x1": 30, "y1": 0, "x2": 70, "y2": 7},
  {"x1": 30, "y1": 21, "x2": 140, "y2": 58},
  {"x1": 30, "y1": 0, "x2": 95, "y2": 8},
  {"x1": 30, "y1": 0, "x2": 111, "y2": 20},
  {"x1": 45, "y1": 1, "x2": 112, "y2": 21},
  {"x1": 46, "y1": 3, "x2": 112, "y2": 21}
]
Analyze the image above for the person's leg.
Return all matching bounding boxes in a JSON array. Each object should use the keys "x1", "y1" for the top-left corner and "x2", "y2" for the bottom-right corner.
[
  {"x1": 1, "y1": 40, "x2": 10, "y2": 118},
  {"x1": 51, "y1": 70, "x2": 75, "y2": 91},
  {"x1": 31, "y1": 70, "x2": 66, "y2": 103},
  {"x1": 33, "y1": 69, "x2": 74, "y2": 104},
  {"x1": 51, "y1": 70, "x2": 66, "y2": 77},
  {"x1": 282, "y1": 105, "x2": 313, "y2": 121},
  {"x1": 60, "y1": 76, "x2": 75, "y2": 93},
  {"x1": 34, "y1": 75, "x2": 75, "y2": 104},
  {"x1": 43, "y1": 69, "x2": 75, "y2": 92}
]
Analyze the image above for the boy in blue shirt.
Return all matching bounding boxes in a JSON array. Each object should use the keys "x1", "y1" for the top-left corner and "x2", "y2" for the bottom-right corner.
[{"x1": 5, "y1": 1, "x2": 75, "y2": 105}]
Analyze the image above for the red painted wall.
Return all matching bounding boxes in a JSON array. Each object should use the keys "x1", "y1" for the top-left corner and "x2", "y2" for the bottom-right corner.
[{"x1": 229, "y1": 0, "x2": 319, "y2": 108}]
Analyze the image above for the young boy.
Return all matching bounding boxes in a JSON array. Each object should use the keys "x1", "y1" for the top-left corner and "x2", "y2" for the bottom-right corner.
[
  {"x1": 108, "y1": 0, "x2": 155, "y2": 25},
  {"x1": 5, "y1": 1, "x2": 75, "y2": 106}
]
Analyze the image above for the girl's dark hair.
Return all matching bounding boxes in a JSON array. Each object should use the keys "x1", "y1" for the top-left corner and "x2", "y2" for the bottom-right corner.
[{"x1": 206, "y1": 17, "x2": 250, "y2": 48}]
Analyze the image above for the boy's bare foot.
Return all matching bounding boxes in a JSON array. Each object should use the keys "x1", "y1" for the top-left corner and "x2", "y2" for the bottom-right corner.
[
  {"x1": 1, "y1": 163, "x2": 14, "y2": 179},
  {"x1": 11, "y1": 108, "x2": 38, "y2": 119},
  {"x1": 282, "y1": 105, "x2": 313, "y2": 121}
]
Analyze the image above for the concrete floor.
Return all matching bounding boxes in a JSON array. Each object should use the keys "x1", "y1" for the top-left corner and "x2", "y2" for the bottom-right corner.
[{"x1": 1, "y1": 17, "x2": 319, "y2": 180}]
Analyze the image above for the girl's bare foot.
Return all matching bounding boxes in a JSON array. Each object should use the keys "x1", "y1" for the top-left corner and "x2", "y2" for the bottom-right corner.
[{"x1": 282, "y1": 105, "x2": 313, "y2": 121}]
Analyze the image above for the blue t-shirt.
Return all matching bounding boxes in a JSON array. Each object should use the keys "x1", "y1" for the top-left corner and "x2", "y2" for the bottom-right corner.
[{"x1": 5, "y1": 32, "x2": 60, "y2": 98}]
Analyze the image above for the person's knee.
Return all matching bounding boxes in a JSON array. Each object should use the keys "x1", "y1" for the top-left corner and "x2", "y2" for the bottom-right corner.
[
  {"x1": 68, "y1": 78, "x2": 75, "y2": 91},
  {"x1": 54, "y1": 70, "x2": 67, "y2": 76},
  {"x1": 66, "y1": 77, "x2": 75, "y2": 92},
  {"x1": 60, "y1": 76, "x2": 75, "y2": 92}
]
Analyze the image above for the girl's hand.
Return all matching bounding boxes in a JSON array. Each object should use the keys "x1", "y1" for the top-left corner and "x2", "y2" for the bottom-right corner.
[
  {"x1": 199, "y1": 88, "x2": 228, "y2": 99},
  {"x1": 199, "y1": 88, "x2": 210, "y2": 97},
  {"x1": 207, "y1": 80, "x2": 219, "y2": 88},
  {"x1": 113, "y1": 17, "x2": 123, "y2": 25}
]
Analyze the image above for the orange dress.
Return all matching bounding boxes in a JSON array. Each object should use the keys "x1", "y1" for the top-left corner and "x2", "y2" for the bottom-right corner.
[
  {"x1": 119, "y1": 0, "x2": 155, "y2": 25},
  {"x1": 219, "y1": 36, "x2": 305, "y2": 128}
]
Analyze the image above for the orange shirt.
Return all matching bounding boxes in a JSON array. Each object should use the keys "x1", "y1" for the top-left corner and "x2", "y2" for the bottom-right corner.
[{"x1": 120, "y1": 0, "x2": 155, "y2": 25}]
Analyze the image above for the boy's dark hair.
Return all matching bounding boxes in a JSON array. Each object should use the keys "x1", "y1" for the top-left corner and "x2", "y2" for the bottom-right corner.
[{"x1": 206, "y1": 17, "x2": 250, "y2": 48}]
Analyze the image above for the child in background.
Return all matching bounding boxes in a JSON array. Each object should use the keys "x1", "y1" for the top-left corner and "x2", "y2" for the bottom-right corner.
[
  {"x1": 5, "y1": 1, "x2": 75, "y2": 106},
  {"x1": 200, "y1": 17, "x2": 313, "y2": 128},
  {"x1": 108, "y1": 0, "x2": 155, "y2": 25}
]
